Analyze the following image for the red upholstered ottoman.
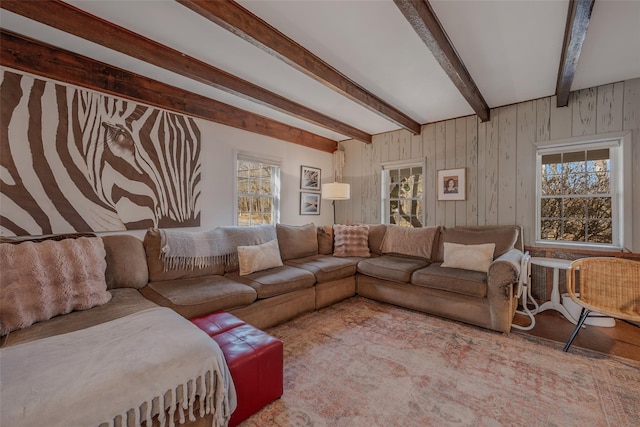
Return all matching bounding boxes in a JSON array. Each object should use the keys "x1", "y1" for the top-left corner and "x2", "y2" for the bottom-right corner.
[{"x1": 190, "y1": 311, "x2": 283, "y2": 426}]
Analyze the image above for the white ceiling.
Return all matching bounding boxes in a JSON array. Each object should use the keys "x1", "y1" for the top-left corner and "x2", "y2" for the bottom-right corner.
[{"x1": 2, "y1": 0, "x2": 639, "y2": 143}]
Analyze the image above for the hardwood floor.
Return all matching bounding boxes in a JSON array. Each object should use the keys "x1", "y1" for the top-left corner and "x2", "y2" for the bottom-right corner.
[{"x1": 512, "y1": 310, "x2": 640, "y2": 362}]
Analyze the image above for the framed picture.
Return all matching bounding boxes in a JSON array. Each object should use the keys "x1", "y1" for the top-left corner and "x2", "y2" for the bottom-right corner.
[
  {"x1": 437, "y1": 168, "x2": 466, "y2": 201},
  {"x1": 300, "y1": 165, "x2": 321, "y2": 191},
  {"x1": 300, "y1": 192, "x2": 321, "y2": 215}
]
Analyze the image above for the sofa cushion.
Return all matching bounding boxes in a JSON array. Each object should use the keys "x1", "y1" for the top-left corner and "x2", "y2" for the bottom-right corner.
[
  {"x1": 144, "y1": 228, "x2": 225, "y2": 281},
  {"x1": 227, "y1": 265, "x2": 316, "y2": 299},
  {"x1": 285, "y1": 254, "x2": 358, "y2": 283},
  {"x1": 2, "y1": 288, "x2": 157, "y2": 347},
  {"x1": 434, "y1": 226, "x2": 519, "y2": 262},
  {"x1": 238, "y1": 240, "x2": 283, "y2": 276},
  {"x1": 102, "y1": 235, "x2": 149, "y2": 290},
  {"x1": 0, "y1": 237, "x2": 112, "y2": 335},
  {"x1": 441, "y1": 242, "x2": 495, "y2": 273},
  {"x1": 357, "y1": 255, "x2": 430, "y2": 283},
  {"x1": 380, "y1": 225, "x2": 439, "y2": 260},
  {"x1": 411, "y1": 263, "x2": 488, "y2": 298},
  {"x1": 317, "y1": 226, "x2": 334, "y2": 255},
  {"x1": 333, "y1": 224, "x2": 370, "y2": 257},
  {"x1": 367, "y1": 224, "x2": 387, "y2": 255},
  {"x1": 276, "y1": 223, "x2": 318, "y2": 261},
  {"x1": 140, "y1": 275, "x2": 257, "y2": 318}
]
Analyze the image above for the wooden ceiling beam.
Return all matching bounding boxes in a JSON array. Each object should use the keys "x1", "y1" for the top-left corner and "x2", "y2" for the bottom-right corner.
[
  {"x1": 178, "y1": 0, "x2": 422, "y2": 135},
  {"x1": 556, "y1": 0, "x2": 595, "y2": 107},
  {"x1": 393, "y1": 0, "x2": 490, "y2": 122},
  {"x1": 0, "y1": 0, "x2": 370, "y2": 144},
  {"x1": 0, "y1": 30, "x2": 337, "y2": 153}
]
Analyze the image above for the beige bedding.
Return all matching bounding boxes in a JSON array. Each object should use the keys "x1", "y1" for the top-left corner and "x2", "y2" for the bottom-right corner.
[{"x1": 0, "y1": 307, "x2": 236, "y2": 427}]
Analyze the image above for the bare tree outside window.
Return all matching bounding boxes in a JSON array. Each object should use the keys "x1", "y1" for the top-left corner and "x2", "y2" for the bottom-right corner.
[
  {"x1": 385, "y1": 165, "x2": 423, "y2": 228},
  {"x1": 237, "y1": 160, "x2": 278, "y2": 225},
  {"x1": 540, "y1": 148, "x2": 612, "y2": 244}
]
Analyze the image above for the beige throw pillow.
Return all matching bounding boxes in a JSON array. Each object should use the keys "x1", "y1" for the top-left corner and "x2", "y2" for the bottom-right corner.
[
  {"x1": 380, "y1": 225, "x2": 439, "y2": 259},
  {"x1": 333, "y1": 224, "x2": 370, "y2": 257},
  {"x1": 237, "y1": 239, "x2": 284, "y2": 276},
  {"x1": 0, "y1": 237, "x2": 112, "y2": 335},
  {"x1": 441, "y1": 242, "x2": 496, "y2": 273}
]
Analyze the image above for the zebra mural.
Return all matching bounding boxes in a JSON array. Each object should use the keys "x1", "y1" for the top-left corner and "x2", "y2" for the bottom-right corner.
[{"x1": 0, "y1": 69, "x2": 201, "y2": 236}]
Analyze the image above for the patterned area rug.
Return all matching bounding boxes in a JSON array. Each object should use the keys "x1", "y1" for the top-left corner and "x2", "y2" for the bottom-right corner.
[{"x1": 242, "y1": 297, "x2": 640, "y2": 427}]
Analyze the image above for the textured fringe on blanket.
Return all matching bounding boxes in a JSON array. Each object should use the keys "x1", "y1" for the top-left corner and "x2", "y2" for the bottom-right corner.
[
  {"x1": 99, "y1": 369, "x2": 228, "y2": 427},
  {"x1": 159, "y1": 226, "x2": 277, "y2": 272}
]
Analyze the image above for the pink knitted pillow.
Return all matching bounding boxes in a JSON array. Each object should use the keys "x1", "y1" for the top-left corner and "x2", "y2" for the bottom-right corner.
[
  {"x1": 333, "y1": 224, "x2": 371, "y2": 257},
  {"x1": 0, "y1": 237, "x2": 111, "y2": 335}
]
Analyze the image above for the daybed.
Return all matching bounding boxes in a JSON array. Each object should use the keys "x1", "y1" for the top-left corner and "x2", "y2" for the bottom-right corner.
[{"x1": 0, "y1": 222, "x2": 524, "y2": 426}]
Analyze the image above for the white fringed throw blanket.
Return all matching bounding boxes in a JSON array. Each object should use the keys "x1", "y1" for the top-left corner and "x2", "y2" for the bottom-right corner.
[
  {"x1": 160, "y1": 225, "x2": 276, "y2": 271},
  {"x1": 0, "y1": 307, "x2": 237, "y2": 427}
]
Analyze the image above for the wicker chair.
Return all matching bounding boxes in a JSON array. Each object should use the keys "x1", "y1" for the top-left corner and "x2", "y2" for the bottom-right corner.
[{"x1": 563, "y1": 257, "x2": 640, "y2": 352}]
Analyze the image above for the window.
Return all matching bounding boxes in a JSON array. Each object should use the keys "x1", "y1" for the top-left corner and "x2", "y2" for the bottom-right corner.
[
  {"x1": 381, "y1": 161, "x2": 424, "y2": 228},
  {"x1": 536, "y1": 132, "x2": 631, "y2": 249},
  {"x1": 236, "y1": 152, "x2": 280, "y2": 226}
]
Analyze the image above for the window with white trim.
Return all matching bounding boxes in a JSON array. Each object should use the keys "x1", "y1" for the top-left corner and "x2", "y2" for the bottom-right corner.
[
  {"x1": 236, "y1": 152, "x2": 280, "y2": 226},
  {"x1": 536, "y1": 134, "x2": 630, "y2": 249},
  {"x1": 381, "y1": 161, "x2": 424, "y2": 227}
]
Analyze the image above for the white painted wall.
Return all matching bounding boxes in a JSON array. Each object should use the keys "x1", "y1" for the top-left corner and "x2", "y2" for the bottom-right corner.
[{"x1": 340, "y1": 78, "x2": 640, "y2": 252}]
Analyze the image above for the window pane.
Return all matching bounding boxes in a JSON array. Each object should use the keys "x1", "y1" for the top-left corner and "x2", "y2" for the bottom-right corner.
[
  {"x1": 541, "y1": 174, "x2": 562, "y2": 195},
  {"x1": 563, "y1": 198, "x2": 585, "y2": 219},
  {"x1": 564, "y1": 173, "x2": 585, "y2": 194},
  {"x1": 541, "y1": 198, "x2": 561, "y2": 218},
  {"x1": 383, "y1": 164, "x2": 423, "y2": 227},
  {"x1": 587, "y1": 197, "x2": 611, "y2": 219},
  {"x1": 563, "y1": 220, "x2": 586, "y2": 241},
  {"x1": 586, "y1": 171, "x2": 609, "y2": 193},
  {"x1": 541, "y1": 220, "x2": 561, "y2": 240},
  {"x1": 587, "y1": 220, "x2": 612, "y2": 243}
]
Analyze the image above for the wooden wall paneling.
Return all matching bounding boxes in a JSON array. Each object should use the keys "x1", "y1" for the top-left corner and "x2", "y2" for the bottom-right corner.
[
  {"x1": 622, "y1": 78, "x2": 640, "y2": 251},
  {"x1": 572, "y1": 87, "x2": 597, "y2": 136},
  {"x1": 341, "y1": 140, "x2": 362, "y2": 225},
  {"x1": 445, "y1": 120, "x2": 457, "y2": 227},
  {"x1": 498, "y1": 105, "x2": 517, "y2": 225},
  {"x1": 465, "y1": 116, "x2": 478, "y2": 225},
  {"x1": 535, "y1": 97, "x2": 551, "y2": 142},
  {"x1": 596, "y1": 82, "x2": 624, "y2": 134},
  {"x1": 535, "y1": 96, "x2": 551, "y2": 142},
  {"x1": 434, "y1": 122, "x2": 447, "y2": 225},
  {"x1": 455, "y1": 117, "x2": 467, "y2": 226},
  {"x1": 388, "y1": 130, "x2": 401, "y2": 162},
  {"x1": 484, "y1": 110, "x2": 499, "y2": 225},
  {"x1": 477, "y1": 119, "x2": 487, "y2": 225},
  {"x1": 361, "y1": 141, "x2": 374, "y2": 224},
  {"x1": 378, "y1": 133, "x2": 390, "y2": 163},
  {"x1": 516, "y1": 101, "x2": 537, "y2": 246},
  {"x1": 422, "y1": 124, "x2": 436, "y2": 225},
  {"x1": 550, "y1": 94, "x2": 573, "y2": 139},
  {"x1": 399, "y1": 129, "x2": 413, "y2": 160},
  {"x1": 411, "y1": 129, "x2": 424, "y2": 159},
  {"x1": 370, "y1": 137, "x2": 382, "y2": 224}
]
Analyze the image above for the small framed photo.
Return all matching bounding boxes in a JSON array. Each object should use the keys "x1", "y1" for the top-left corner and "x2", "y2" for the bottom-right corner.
[
  {"x1": 300, "y1": 192, "x2": 321, "y2": 215},
  {"x1": 437, "y1": 168, "x2": 466, "y2": 201},
  {"x1": 300, "y1": 165, "x2": 321, "y2": 191}
]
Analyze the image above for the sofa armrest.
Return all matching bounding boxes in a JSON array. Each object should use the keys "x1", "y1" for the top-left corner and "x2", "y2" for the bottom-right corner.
[{"x1": 486, "y1": 248, "x2": 524, "y2": 332}]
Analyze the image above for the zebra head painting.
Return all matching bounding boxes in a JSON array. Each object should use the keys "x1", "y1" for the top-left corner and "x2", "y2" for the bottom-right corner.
[{"x1": 0, "y1": 69, "x2": 201, "y2": 236}]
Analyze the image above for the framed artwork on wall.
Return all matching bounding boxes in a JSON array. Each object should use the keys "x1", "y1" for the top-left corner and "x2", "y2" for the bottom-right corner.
[
  {"x1": 300, "y1": 192, "x2": 321, "y2": 215},
  {"x1": 300, "y1": 165, "x2": 321, "y2": 191},
  {"x1": 437, "y1": 168, "x2": 466, "y2": 201}
]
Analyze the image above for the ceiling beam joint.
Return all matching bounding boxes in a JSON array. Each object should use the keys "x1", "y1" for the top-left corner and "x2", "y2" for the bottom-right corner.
[
  {"x1": 393, "y1": 0, "x2": 490, "y2": 122},
  {"x1": 555, "y1": 0, "x2": 595, "y2": 107}
]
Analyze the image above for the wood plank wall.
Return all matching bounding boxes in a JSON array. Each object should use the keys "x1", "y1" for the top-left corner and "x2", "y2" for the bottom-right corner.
[{"x1": 339, "y1": 77, "x2": 640, "y2": 250}]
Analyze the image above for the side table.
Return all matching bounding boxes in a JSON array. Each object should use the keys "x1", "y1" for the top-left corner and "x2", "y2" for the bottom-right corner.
[{"x1": 530, "y1": 257, "x2": 577, "y2": 324}]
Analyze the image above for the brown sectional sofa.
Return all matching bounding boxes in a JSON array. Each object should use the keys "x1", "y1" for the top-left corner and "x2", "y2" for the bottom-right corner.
[{"x1": 1, "y1": 222, "x2": 524, "y2": 427}]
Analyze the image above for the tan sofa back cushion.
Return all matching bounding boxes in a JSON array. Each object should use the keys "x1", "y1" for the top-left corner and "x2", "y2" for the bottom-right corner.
[
  {"x1": 367, "y1": 224, "x2": 387, "y2": 255},
  {"x1": 102, "y1": 235, "x2": 149, "y2": 290},
  {"x1": 380, "y1": 225, "x2": 440, "y2": 260},
  {"x1": 276, "y1": 223, "x2": 318, "y2": 261},
  {"x1": 434, "y1": 226, "x2": 520, "y2": 262},
  {"x1": 144, "y1": 228, "x2": 225, "y2": 282},
  {"x1": 317, "y1": 225, "x2": 334, "y2": 255}
]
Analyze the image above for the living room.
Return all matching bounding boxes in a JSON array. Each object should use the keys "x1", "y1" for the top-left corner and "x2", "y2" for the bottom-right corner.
[{"x1": 1, "y1": 1, "x2": 639, "y2": 426}]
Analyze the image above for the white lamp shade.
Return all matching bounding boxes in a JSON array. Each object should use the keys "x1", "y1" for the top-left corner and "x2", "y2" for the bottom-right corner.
[{"x1": 321, "y1": 182, "x2": 350, "y2": 200}]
